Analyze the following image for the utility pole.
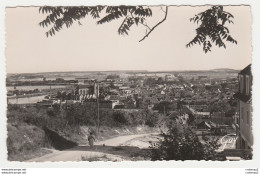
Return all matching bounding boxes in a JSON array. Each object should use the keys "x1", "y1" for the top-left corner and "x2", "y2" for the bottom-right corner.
[
  {"x1": 97, "y1": 83, "x2": 100, "y2": 137},
  {"x1": 164, "y1": 105, "x2": 166, "y2": 117}
]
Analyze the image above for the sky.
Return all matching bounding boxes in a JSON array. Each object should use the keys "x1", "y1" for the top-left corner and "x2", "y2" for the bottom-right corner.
[{"x1": 5, "y1": 6, "x2": 252, "y2": 73}]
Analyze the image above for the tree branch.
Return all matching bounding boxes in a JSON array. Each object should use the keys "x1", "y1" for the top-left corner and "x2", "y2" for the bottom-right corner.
[
  {"x1": 139, "y1": 22, "x2": 151, "y2": 30},
  {"x1": 139, "y1": 6, "x2": 168, "y2": 42},
  {"x1": 160, "y1": 6, "x2": 166, "y2": 13}
]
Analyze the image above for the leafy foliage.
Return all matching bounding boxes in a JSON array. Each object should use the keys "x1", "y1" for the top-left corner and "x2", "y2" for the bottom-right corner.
[
  {"x1": 39, "y1": 6, "x2": 152, "y2": 37},
  {"x1": 187, "y1": 6, "x2": 237, "y2": 53},
  {"x1": 153, "y1": 101, "x2": 176, "y2": 113},
  {"x1": 150, "y1": 124, "x2": 221, "y2": 160},
  {"x1": 39, "y1": 5, "x2": 237, "y2": 53}
]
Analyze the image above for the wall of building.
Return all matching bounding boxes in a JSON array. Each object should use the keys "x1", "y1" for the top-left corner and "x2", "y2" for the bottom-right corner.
[{"x1": 239, "y1": 100, "x2": 253, "y2": 148}]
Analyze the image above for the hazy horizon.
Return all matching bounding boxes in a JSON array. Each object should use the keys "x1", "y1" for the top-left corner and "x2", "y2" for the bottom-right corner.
[
  {"x1": 7, "y1": 67, "x2": 242, "y2": 75},
  {"x1": 6, "y1": 6, "x2": 252, "y2": 74}
]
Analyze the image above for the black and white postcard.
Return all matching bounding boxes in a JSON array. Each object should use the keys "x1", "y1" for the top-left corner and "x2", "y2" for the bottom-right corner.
[{"x1": 0, "y1": 0, "x2": 260, "y2": 171}]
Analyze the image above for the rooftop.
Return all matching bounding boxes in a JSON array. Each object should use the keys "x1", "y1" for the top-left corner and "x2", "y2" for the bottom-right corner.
[
  {"x1": 233, "y1": 92, "x2": 251, "y2": 103},
  {"x1": 239, "y1": 64, "x2": 251, "y2": 75}
]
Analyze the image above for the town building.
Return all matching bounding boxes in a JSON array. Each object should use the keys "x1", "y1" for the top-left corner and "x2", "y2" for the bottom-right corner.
[
  {"x1": 234, "y1": 64, "x2": 253, "y2": 151},
  {"x1": 74, "y1": 79, "x2": 99, "y2": 101}
]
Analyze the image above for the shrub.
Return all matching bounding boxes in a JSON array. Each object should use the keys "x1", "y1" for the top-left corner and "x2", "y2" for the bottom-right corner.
[
  {"x1": 46, "y1": 104, "x2": 61, "y2": 117},
  {"x1": 144, "y1": 110, "x2": 159, "y2": 127},
  {"x1": 150, "y1": 124, "x2": 220, "y2": 161},
  {"x1": 113, "y1": 112, "x2": 129, "y2": 125}
]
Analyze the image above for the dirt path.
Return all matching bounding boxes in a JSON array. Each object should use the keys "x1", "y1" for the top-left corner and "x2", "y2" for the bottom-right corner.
[{"x1": 27, "y1": 133, "x2": 159, "y2": 162}]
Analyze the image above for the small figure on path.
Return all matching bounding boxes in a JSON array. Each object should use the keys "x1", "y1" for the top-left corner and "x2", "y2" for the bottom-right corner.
[{"x1": 88, "y1": 132, "x2": 95, "y2": 148}]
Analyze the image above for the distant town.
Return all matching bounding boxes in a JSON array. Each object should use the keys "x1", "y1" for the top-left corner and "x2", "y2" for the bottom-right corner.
[
  {"x1": 7, "y1": 69, "x2": 239, "y2": 111},
  {"x1": 6, "y1": 67, "x2": 252, "y2": 161}
]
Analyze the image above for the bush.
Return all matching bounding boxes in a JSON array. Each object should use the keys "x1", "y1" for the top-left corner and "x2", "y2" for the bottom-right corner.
[
  {"x1": 113, "y1": 112, "x2": 129, "y2": 125},
  {"x1": 46, "y1": 104, "x2": 61, "y2": 117},
  {"x1": 46, "y1": 108, "x2": 55, "y2": 116},
  {"x1": 150, "y1": 124, "x2": 220, "y2": 161},
  {"x1": 153, "y1": 101, "x2": 176, "y2": 113},
  {"x1": 145, "y1": 113, "x2": 158, "y2": 127}
]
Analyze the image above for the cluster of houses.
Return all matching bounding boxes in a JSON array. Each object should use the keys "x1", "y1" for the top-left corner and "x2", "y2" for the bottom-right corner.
[
  {"x1": 35, "y1": 65, "x2": 253, "y2": 159},
  {"x1": 184, "y1": 65, "x2": 253, "y2": 159}
]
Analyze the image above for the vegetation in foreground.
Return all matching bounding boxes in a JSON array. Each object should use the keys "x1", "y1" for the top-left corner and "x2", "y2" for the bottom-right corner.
[
  {"x1": 7, "y1": 100, "x2": 226, "y2": 161},
  {"x1": 7, "y1": 123, "x2": 52, "y2": 161},
  {"x1": 7, "y1": 104, "x2": 160, "y2": 161},
  {"x1": 150, "y1": 123, "x2": 221, "y2": 161}
]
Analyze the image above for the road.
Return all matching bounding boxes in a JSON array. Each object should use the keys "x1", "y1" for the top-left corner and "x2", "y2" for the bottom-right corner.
[{"x1": 27, "y1": 133, "x2": 158, "y2": 162}]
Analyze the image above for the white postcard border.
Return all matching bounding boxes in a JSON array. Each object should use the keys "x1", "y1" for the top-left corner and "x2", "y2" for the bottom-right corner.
[{"x1": 0, "y1": 0, "x2": 260, "y2": 169}]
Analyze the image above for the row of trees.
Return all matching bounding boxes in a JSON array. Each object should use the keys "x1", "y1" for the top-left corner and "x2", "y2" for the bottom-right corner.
[
  {"x1": 143, "y1": 77, "x2": 164, "y2": 86},
  {"x1": 46, "y1": 103, "x2": 160, "y2": 128}
]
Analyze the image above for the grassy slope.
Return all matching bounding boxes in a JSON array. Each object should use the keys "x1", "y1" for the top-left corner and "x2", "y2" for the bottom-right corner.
[
  {"x1": 7, "y1": 105, "x2": 160, "y2": 161},
  {"x1": 7, "y1": 123, "x2": 52, "y2": 161}
]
